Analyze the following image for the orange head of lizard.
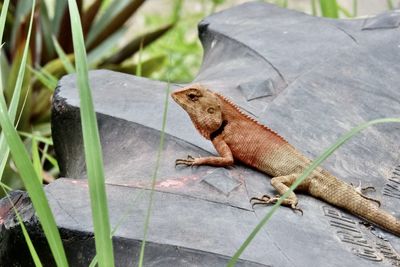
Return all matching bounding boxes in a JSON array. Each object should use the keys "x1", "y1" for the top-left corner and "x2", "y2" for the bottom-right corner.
[{"x1": 171, "y1": 84, "x2": 223, "y2": 139}]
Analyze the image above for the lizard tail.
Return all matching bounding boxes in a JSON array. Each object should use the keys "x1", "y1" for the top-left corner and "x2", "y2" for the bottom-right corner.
[{"x1": 312, "y1": 171, "x2": 400, "y2": 236}]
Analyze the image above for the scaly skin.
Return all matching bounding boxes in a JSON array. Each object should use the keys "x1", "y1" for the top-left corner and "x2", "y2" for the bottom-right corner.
[{"x1": 171, "y1": 84, "x2": 400, "y2": 236}]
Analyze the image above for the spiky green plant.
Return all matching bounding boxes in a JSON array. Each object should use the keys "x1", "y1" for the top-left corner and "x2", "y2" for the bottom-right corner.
[{"x1": 0, "y1": 0, "x2": 175, "y2": 193}]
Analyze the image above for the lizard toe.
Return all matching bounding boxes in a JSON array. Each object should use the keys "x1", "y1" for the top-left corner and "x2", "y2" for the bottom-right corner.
[
  {"x1": 291, "y1": 204, "x2": 303, "y2": 216},
  {"x1": 175, "y1": 158, "x2": 195, "y2": 166}
]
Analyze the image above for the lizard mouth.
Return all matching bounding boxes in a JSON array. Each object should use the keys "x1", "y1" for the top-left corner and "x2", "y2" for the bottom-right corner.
[{"x1": 170, "y1": 91, "x2": 186, "y2": 109}]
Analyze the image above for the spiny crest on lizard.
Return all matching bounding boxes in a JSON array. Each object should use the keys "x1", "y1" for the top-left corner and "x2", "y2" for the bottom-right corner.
[
  {"x1": 214, "y1": 91, "x2": 288, "y2": 144},
  {"x1": 215, "y1": 93, "x2": 287, "y2": 143}
]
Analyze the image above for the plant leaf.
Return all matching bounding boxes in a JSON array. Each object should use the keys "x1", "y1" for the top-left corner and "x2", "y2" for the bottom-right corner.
[
  {"x1": 29, "y1": 66, "x2": 58, "y2": 91},
  {"x1": 87, "y1": 0, "x2": 146, "y2": 51},
  {"x1": 319, "y1": 0, "x2": 339, "y2": 18},
  {"x1": 100, "y1": 23, "x2": 174, "y2": 65},
  {"x1": 52, "y1": 0, "x2": 67, "y2": 35},
  {"x1": 82, "y1": 0, "x2": 102, "y2": 36},
  {"x1": 41, "y1": 53, "x2": 75, "y2": 78},
  {"x1": 0, "y1": 92, "x2": 68, "y2": 266},
  {"x1": 39, "y1": 1, "x2": 56, "y2": 63},
  {"x1": 52, "y1": 35, "x2": 75, "y2": 73},
  {"x1": 57, "y1": 3, "x2": 73, "y2": 53},
  {"x1": 87, "y1": 27, "x2": 126, "y2": 66},
  {"x1": 31, "y1": 136, "x2": 42, "y2": 182},
  {"x1": 68, "y1": 0, "x2": 115, "y2": 266},
  {"x1": 85, "y1": 0, "x2": 129, "y2": 47}
]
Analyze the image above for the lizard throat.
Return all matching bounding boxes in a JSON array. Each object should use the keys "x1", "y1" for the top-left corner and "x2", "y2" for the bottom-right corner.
[{"x1": 210, "y1": 120, "x2": 228, "y2": 140}]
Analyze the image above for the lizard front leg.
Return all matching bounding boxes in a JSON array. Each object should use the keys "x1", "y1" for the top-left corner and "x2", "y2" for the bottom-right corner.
[
  {"x1": 176, "y1": 135, "x2": 234, "y2": 167},
  {"x1": 251, "y1": 174, "x2": 303, "y2": 214}
]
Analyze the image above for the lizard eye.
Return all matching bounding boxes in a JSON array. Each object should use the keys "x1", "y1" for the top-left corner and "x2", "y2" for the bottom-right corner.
[
  {"x1": 207, "y1": 107, "x2": 215, "y2": 114},
  {"x1": 187, "y1": 93, "x2": 199, "y2": 101}
]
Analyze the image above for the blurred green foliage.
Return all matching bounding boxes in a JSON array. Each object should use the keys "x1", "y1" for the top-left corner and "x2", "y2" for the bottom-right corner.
[
  {"x1": 0, "y1": 0, "x2": 174, "y2": 193},
  {"x1": 140, "y1": 0, "x2": 396, "y2": 83}
]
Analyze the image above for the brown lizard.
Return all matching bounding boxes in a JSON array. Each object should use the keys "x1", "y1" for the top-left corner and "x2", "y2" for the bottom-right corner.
[{"x1": 171, "y1": 84, "x2": 400, "y2": 236}]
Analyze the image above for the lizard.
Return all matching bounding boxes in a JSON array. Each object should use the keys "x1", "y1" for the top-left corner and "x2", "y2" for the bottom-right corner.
[{"x1": 171, "y1": 84, "x2": 400, "y2": 237}]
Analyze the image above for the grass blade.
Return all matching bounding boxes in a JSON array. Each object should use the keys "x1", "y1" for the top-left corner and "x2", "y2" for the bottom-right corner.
[
  {"x1": 228, "y1": 118, "x2": 400, "y2": 266},
  {"x1": 0, "y1": 0, "x2": 34, "y2": 184},
  {"x1": 0, "y1": 0, "x2": 9, "y2": 44},
  {"x1": 39, "y1": 1, "x2": 55, "y2": 62},
  {"x1": 138, "y1": 86, "x2": 170, "y2": 266},
  {"x1": 52, "y1": 0, "x2": 68, "y2": 35},
  {"x1": 311, "y1": 0, "x2": 318, "y2": 16},
  {"x1": 87, "y1": 28, "x2": 126, "y2": 66},
  {"x1": 19, "y1": 131, "x2": 54, "y2": 145},
  {"x1": 352, "y1": 0, "x2": 358, "y2": 17},
  {"x1": 89, "y1": 190, "x2": 145, "y2": 267},
  {"x1": 0, "y1": 77, "x2": 68, "y2": 267},
  {"x1": 337, "y1": 4, "x2": 352, "y2": 18},
  {"x1": 6, "y1": 1, "x2": 33, "y2": 122},
  {"x1": 138, "y1": 64, "x2": 171, "y2": 267},
  {"x1": 136, "y1": 38, "x2": 143, "y2": 77},
  {"x1": 82, "y1": 0, "x2": 102, "y2": 36},
  {"x1": 28, "y1": 66, "x2": 58, "y2": 91},
  {"x1": 67, "y1": 0, "x2": 115, "y2": 266},
  {"x1": 86, "y1": 0, "x2": 145, "y2": 50},
  {"x1": 0, "y1": 1, "x2": 68, "y2": 264},
  {"x1": 319, "y1": 0, "x2": 339, "y2": 18},
  {"x1": 52, "y1": 35, "x2": 75, "y2": 74},
  {"x1": 387, "y1": 0, "x2": 394, "y2": 9},
  {"x1": 0, "y1": 1, "x2": 10, "y2": 182},
  {"x1": 31, "y1": 136, "x2": 42, "y2": 182},
  {"x1": 85, "y1": 0, "x2": 128, "y2": 47}
]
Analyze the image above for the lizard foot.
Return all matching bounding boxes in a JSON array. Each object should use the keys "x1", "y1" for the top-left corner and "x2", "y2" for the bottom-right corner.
[
  {"x1": 175, "y1": 155, "x2": 195, "y2": 167},
  {"x1": 351, "y1": 181, "x2": 381, "y2": 207},
  {"x1": 250, "y1": 195, "x2": 303, "y2": 215}
]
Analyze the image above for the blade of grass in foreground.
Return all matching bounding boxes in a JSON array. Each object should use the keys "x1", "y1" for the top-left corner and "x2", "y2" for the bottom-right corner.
[
  {"x1": 387, "y1": 0, "x2": 394, "y2": 9},
  {"x1": 52, "y1": 35, "x2": 75, "y2": 74},
  {"x1": 28, "y1": 66, "x2": 58, "y2": 91},
  {"x1": 67, "y1": 0, "x2": 115, "y2": 266},
  {"x1": 88, "y1": 190, "x2": 145, "y2": 267},
  {"x1": 319, "y1": 0, "x2": 339, "y2": 18},
  {"x1": 0, "y1": 0, "x2": 33, "y2": 183},
  {"x1": 0, "y1": 79, "x2": 68, "y2": 267},
  {"x1": 137, "y1": 41, "x2": 173, "y2": 266},
  {"x1": 138, "y1": 84, "x2": 170, "y2": 267},
  {"x1": 228, "y1": 118, "x2": 400, "y2": 266},
  {"x1": 0, "y1": 2, "x2": 68, "y2": 264}
]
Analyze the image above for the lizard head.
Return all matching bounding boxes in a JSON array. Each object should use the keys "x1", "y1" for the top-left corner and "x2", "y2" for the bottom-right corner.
[{"x1": 171, "y1": 84, "x2": 223, "y2": 139}]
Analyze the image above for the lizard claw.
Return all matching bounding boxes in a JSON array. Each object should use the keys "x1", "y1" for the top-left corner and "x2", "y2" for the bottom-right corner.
[
  {"x1": 250, "y1": 195, "x2": 303, "y2": 215},
  {"x1": 351, "y1": 181, "x2": 381, "y2": 207},
  {"x1": 291, "y1": 204, "x2": 303, "y2": 216},
  {"x1": 175, "y1": 155, "x2": 196, "y2": 167}
]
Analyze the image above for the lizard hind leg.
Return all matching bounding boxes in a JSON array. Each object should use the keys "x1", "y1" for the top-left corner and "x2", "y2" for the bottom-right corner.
[{"x1": 250, "y1": 174, "x2": 304, "y2": 215}]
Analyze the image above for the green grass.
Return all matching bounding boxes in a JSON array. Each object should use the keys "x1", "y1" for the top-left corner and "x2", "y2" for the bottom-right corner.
[
  {"x1": 0, "y1": 0, "x2": 68, "y2": 265},
  {"x1": 0, "y1": 1, "x2": 398, "y2": 266},
  {"x1": 67, "y1": 0, "x2": 115, "y2": 266},
  {"x1": 319, "y1": 0, "x2": 339, "y2": 18},
  {"x1": 138, "y1": 78, "x2": 171, "y2": 267}
]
